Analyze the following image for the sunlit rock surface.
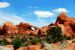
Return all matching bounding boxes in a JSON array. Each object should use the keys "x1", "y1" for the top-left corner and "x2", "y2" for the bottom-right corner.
[{"x1": 55, "y1": 13, "x2": 75, "y2": 37}]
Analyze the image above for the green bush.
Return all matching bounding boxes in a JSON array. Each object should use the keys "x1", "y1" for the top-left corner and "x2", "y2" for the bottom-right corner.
[
  {"x1": 12, "y1": 36, "x2": 22, "y2": 50},
  {"x1": 31, "y1": 37, "x2": 40, "y2": 45},
  {"x1": 46, "y1": 26, "x2": 63, "y2": 43},
  {"x1": 0, "y1": 40, "x2": 9, "y2": 46}
]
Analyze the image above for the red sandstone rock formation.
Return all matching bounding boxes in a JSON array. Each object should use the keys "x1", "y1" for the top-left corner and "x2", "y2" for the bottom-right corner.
[
  {"x1": 38, "y1": 26, "x2": 48, "y2": 36},
  {"x1": 0, "y1": 26, "x2": 3, "y2": 35},
  {"x1": 0, "y1": 22, "x2": 38, "y2": 35},
  {"x1": 17, "y1": 22, "x2": 32, "y2": 30},
  {"x1": 55, "y1": 13, "x2": 75, "y2": 37},
  {"x1": 17, "y1": 22, "x2": 38, "y2": 35},
  {"x1": 2, "y1": 22, "x2": 18, "y2": 34}
]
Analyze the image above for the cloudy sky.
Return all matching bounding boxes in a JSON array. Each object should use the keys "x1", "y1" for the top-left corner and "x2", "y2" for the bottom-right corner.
[{"x1": 0, "y1": 0, "x2": 75, "y2": 27}]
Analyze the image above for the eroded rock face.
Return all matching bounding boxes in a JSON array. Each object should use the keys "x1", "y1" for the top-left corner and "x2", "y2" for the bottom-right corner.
[
  {"x1": 55, "y1": 13, "x2": 75, "y2": 37},
  {"x1": 0, "y1": 26, "x2": 3, "y2": 35},
  {"x1": 2, "y1": 22, "x2": 18, "y2": 34},
  {"x1": 17, "y1": 22, "x2": 31, "y2": 35},
  {"x1": 30, "y1": 30, "x2": 38, "y2": 35},
  {"x1": 38, "y1": 26, "x2": 48, "y2": 36},
  {"x1": 17, "y1": 22, "x2": 32, "y2": 30},
  {"x1": 17, "y1": 22, "x2": 38, "y2": 35},
  {"x1": 0, "y1": 22, "x2": 38, "y2": 35}
]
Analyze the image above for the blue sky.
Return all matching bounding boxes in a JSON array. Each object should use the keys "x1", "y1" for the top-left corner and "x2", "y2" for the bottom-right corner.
[{"x1": 0, "y1": 0, "x2": 75, "y2": 27}]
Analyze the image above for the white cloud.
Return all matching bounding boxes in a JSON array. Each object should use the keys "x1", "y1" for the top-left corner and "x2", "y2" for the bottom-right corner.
[
  {"x1": 52, "y1": 8, "x2": 69, "y2": 13},
  {"x1": 33, "y1": 11, "x2": 54, "y2": 18},
  {"x1": 0, "y1": 11, "x2": 30, "y2": 25},
  {"x1": 0, "y1": 2, "x2": 10, "y2": 8}
]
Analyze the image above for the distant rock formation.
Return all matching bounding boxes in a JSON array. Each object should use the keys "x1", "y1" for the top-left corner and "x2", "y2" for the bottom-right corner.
[
  {"x1": 2, "y1": 22, "x2": 18, "y2": 34},
  {"x1": 17, "y1": 22, "x2": 38, "y2": 35},
  {"x1": 0, "y1": 22, "x2": 38, "y2": 35}
]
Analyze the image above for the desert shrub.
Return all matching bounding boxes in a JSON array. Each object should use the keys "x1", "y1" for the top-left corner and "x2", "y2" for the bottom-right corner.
[
  {"x1": 20, "y1": 35, "x2": 33, "y2": 46},
  {"x1": 62, "y1": 35, "x2": 72, "y2": 40},
  {"x1": 31, "y1": 37, "x2": 41, "y2": 45},
  {"x1": 0, "y1": 40, "x2": 9, "y2": 46},
  {"x1": 46, "y1": 26, "x2": 63, "y2": 43},
  {"x1": 12, "y1": 36, "x2": 23, "y2": 50},
  {"x1": 65, "y1": 37, "x2": 71, "y2": 40}
]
